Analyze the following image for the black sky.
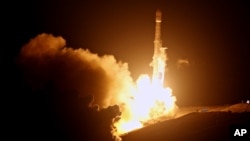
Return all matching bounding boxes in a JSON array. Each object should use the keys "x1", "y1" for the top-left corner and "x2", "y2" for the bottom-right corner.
[{"x1": 6, "y1": 0, "x2": 250, "y2": 106}]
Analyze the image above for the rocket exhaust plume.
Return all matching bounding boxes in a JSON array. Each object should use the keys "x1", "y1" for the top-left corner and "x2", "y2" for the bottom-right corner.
[
  {"x1": 114, "y1": 9, "x2": 177, "y2": 136},
  {"x1": 19, "y1": 10, "x2": 177, "y2": 141}
]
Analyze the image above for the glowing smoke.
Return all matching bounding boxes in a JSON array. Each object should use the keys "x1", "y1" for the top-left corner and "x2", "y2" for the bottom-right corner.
[
  {"x1": 19, "y1": 33, "x2": 177, "y2": 140},
  {"x1": 20, "y1": 33, "x2": 134, "y2": 108}
]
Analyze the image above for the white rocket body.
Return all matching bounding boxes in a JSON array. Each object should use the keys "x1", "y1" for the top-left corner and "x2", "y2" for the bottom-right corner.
[{"x1": 151, "y1": 10, "x2": 167, "y2": 87}]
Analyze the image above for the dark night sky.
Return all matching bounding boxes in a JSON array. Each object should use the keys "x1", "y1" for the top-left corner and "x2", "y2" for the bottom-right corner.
[{"x1": 5, "y1": 0, "x2": 250, "y2": 106}]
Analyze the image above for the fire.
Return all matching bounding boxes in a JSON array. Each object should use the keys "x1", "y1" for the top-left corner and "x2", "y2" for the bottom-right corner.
[
  {"x1": 114, "y1": 74, "x2": 177, "y2": 135},
  {"x1": 113, "y1": 9, "x2": 177, "y2": 136}
]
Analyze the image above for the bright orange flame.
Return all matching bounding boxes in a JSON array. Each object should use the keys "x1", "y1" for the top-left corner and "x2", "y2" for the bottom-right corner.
[
  {"x1": 112, "y1": 10, "x2": 176, "y2": 137},
  {"x1": 114, "y1": 74, "x2": 177, "y2": 135}
]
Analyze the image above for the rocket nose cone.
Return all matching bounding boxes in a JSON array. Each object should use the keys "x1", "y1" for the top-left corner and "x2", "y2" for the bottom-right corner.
[{"x1": 156, "y1": 9, "x2": 162, "y2": 22}]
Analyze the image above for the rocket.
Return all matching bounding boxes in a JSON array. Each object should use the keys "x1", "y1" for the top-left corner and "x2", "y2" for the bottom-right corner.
[{"x1": 151, "y1": 9, "x2": 167, "y2": 86}]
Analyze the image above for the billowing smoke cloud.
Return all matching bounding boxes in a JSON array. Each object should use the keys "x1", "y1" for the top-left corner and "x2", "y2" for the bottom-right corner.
[
  {"x1": 20, "y1": 33, "x2": 133, "y2": 108},
  {"x1": 19, "y1": 33, "x2": 134, "y2": 140}
]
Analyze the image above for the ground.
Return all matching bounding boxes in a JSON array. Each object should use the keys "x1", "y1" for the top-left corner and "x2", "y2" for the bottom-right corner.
[{"x1": 121, "y1": 103, "x2": 250, "y2": 141}]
